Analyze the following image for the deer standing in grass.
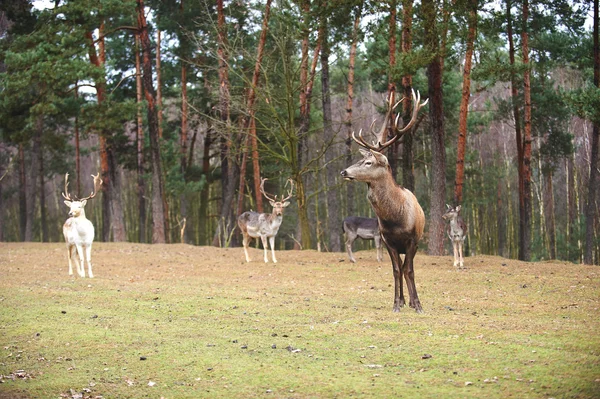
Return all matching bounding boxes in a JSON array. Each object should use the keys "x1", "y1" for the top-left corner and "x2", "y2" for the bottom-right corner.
[
  {"x1": 238, "y1": 178, "x2": 294, "y2": 263},
  {"x1": 62, "y1": 173, "x2": 102, "y2": 278},
  {"x1": 341, "y1": 90, "x2": 428, "y2": 313},
  {"x1": 443, "y1": 204, "x2": 467, "y2": 269},
  {"x1": 343, "y1": 216, "x2": 383, "y2": 263}
]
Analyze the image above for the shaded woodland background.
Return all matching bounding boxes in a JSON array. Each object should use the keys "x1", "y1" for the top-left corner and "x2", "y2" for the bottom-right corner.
[{"x1": 0, "y1": 0, "x2": 598, "y2": 264}]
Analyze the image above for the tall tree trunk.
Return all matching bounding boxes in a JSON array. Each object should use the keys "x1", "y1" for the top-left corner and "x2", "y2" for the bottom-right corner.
[
  {"x1": 18, "y1": 144, "x2": 26, "y2": 241},
  {"x1": 387, "y1": 0, "x2": 399, "y2": 179},
  {"x1": 401, "y1": 0, "x2": 415, "y2": 192},
  {"x1": 135, "y1": 34, "x2": 146, "y2": 243},
  {"x1": 566, "y1": 156, "x2": 577, "y2": 260},
  {"x1": 544, "y1": 171, "x2": 556, "y2": 259},
  {"x1": 521, "y1": 0, "x2": 533, "y2": 261},
  {"x1": 345, "y1": 8, "x2": 360, "y2": 216},
  {"x1": 453, "y1": 0, "x2": 477, "y2": 205},
  {"x1": 156, "y1": 29, "x2": 163, "y2": 139},
  {"x1": 199, "y1": 129, "x2": 213, "y2": 245},
  {"x1": 497, "y1": 177, "x2": 507, "y2": 257},
  {"x1": 213, "y1": 0, "x2": 238, "y2": 247},
  {"x1": 39, "y1": 137, "x2": 48, "y2": 242},
  {"x1": 137, "y1": 0, "x2": 167, "y2": 243},
  {"x1": 24, "y1": 117, "x2": 41, "y2": 241},
  {"x1": 237, "y1": 0, "x2": 272, "y2": 216},
  {"x1": 584, "y1": 0, "x2": 600, "y2": 264},
  {"x1": 507, "y1": 0, "x2": 526, "y2": 260},
  {"x1": 423, "y1": 0, "x2": 446, "y2": 255},
  {"x1": 321, "y1": 17, "x2": 341, "y2": 253},
  {"x1": 74, "y1": 89, "x2": 81, "y2": 197},
  {"x1": 180, "y1": 62, "x2": 189, "y2": 243}
]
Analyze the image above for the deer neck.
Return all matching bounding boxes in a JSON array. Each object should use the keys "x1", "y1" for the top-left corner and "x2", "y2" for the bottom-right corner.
[
  {"x1": 366, "y1": 172, "x2": 408, "y2": 220},
  {"x1": 267, "y1": 210, "x2": 283, "y2": 226}
]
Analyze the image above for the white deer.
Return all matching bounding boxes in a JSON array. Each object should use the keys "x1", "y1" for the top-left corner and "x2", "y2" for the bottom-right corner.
[
  {"x1": 62, "y1": 172, "x2": 102, "y2": 278},
  {"x1": 238, "y1": 178, "x2": 294, "y2": 263}
]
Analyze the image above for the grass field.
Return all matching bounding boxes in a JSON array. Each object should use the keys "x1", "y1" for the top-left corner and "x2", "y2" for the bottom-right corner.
[{"x1": 0, "y1": 242, "x2": 599, "y2": 398}]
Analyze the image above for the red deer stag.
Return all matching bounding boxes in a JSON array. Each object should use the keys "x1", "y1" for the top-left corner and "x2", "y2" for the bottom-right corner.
[
  {"x1": 238, "y1": 178, "x2": 294, "y2": 263},
  {"x1": 341, "y1": 90, "x2": 428, "y2": 312},
  {"x1": 442, "y1": 204, "x2": 467, "y2": 269},
  {"x1": 62, "y1": 173, "x2": 102, "y2": 278}
]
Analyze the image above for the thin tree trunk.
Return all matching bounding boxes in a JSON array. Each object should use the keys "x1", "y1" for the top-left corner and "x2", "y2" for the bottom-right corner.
[
  {"x1": 497, "y1": 177, "x2": 507, "y2": 257},
  {"x1": 75, "y1": 89, "x2": 81, "y2": 197},
  {"x1": 180, "y1": 63, "x2": 189, "y2": 243},
  {"x1": 24, "y1": 117, "x2": 41, "y2": 241},
  {"x1": 345, "y1": 8, "x2": 360, "y2": 216},
  {"x1": 213, "y1": 0, "x2": 238, "y2": 247},
  {"x1": 454, "y1": 0, "x2": 477, "y2": 205},
  {"x1": 387, "y1": 0, "x2": 399, "y2": 179},
  {"x1": 199, "y1": 129, "x2": 212, "y2": 245},
  {"x1": 584, "y1": 0, "x2": 600, "y2": 264},
  {"x1": 19, "y1": 144, "x2": 26, "y2": 241},
  {"x1": 135, "y1": 34, "x2": 146, "y2": 243},
  {"x1": 137, "y1": 0, "x2": 167, "y2": 243},
  {"x1": 544, "y1": 171, "x2": 556, "y2": 259},
  {"x1": 507, "y1": 0, "x2": 526, "y2": 260},
  {"x1": 156, "y1": 29, "x2": 163, "y2": 139},
  {"x1": 401, "y1": 0, "x2": 415, "y2": 192},
  {"x1": 39, "y1": 137, "x2": 48, "y2": 242},
  {"x1": 423, "y1": 0, "x2": 446, "y2": 255},
  {"x1": 321, "y1": 16, "x2": 341, "y2": 253},
  {"x1": 567, "y1": 156, "x2": 577, "y2": 260},
  {"x1": 521, "y1": 0, "x2": 533, "y2": 261}
]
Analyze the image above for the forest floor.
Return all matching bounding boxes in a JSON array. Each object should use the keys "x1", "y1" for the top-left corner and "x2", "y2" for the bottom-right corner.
[{"x1": 0, "y1": 242, "x2": 599, "y2": 399}]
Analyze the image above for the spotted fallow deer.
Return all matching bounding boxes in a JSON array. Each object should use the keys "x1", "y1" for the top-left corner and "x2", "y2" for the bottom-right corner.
[
  {"x1": 340, "y1": 90, "x2": 428, "y2": 313},
  {"x1": 62, "y1": 173, "x2": 102, "y2": 278},
  {"x1": 238, "y1": 178, "x2": 294, "y2": 263},
  {"x1": 443, "y1": 204, "x2": 467, "y2": 269}
]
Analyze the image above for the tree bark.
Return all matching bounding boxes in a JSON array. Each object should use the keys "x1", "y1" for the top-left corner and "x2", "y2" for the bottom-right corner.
[
  {"x1": 345, "y1": 8, "x2": 360, "y2": 216},
  {"x1": 507, "y1": 0, "x2": 526, "y2": 260},
  {"x1": 135, "y1": 34, "x2": 146, "y2": 243},
  {"x1": 24, "y1": 117, "x2": 41, "y2": 241},
  {"x1": 584, "y1": 0, "x2": 600, "y2": 264},
  {"x1": 18, "y1": 144, "x2": 26, "y2": 241},
  {"x1": 387, "y1": 0, "x2": 399, "y2": 179},
  {"x1": 544, "y1": 171, "x2": 556, "y2": 259},
  {"x1": 321, "y1": 16, "x2": 341, "y2": 252},
  {"x1": 156, "y1": 29, "x2": 163, "y2": 139},
  {"x1": 39, "y1": 131, "x2": 48, "y2": 242},
  {"x1": 521, "y1": 0, "x2": 533, "y2": 261},
  {"x1": 453, "y1": 0, "x2": 477, "y2": 205},
  {"x1": 401, "y1": 0, "x2": 415, "y2": 192},
  {"x1": 423, "y1": 0, "x2": 446, "y2": 255},
  {"x1": 137, "y1": 0, "x2": 167, "y2": 243}
]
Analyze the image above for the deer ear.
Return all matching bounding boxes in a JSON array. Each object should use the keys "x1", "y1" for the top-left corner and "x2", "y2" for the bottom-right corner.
[
  {"x1": 81, "y1": 200, "x2": 87, "y2": 207},
  {"x1": 456, "y1": 205, "x2": 461, "y2": 212},
  {"x1": 282, "y1": 201, "x2": 290, "y2": 207},
  {"x1": 359, "y1": 149, "x2": 371, "y2": 158},
  {"x1": 64, "y1": 200, "x2": 72, "y2": 207},
  {"x1": 269, "y1": 200, "x2": 276, "y2": 207},
  {"x1": 370, "y1": 150, "x2": 388, "y2": 166}
]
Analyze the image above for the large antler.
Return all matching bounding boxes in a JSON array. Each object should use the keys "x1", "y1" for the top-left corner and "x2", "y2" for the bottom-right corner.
[
  {"x1": 62, "y1": 172, "x2": 102, "y2": 201},
  {"x1": 352, "y1": 89, "x2": 428, "y2": 152},
  {"x1": 260, "y1": 177, "x2": 295, "y2": 202}
]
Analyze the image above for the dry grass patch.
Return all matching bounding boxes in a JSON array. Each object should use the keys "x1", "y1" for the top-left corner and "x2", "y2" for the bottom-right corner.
[{"x1": 0, "y1": 242, "x2": 599, "y2": 398}]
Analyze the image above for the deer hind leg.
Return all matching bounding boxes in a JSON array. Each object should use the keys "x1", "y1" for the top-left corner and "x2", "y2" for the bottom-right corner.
[
  {"x1": 75, "y1": 245, "x2": 85, "y2": 277},
  {"x1": 269, "y1": 236, "x2": 277, "y2": 263},
  {"x1": 345, "y1": 234, "x2": 357, "y2": 263},
  {"x1": 85, "y1": 244, "x2": 94, "y2": 278},
  {"x1": 458, "y1": 240, "x2": 465, "y2": 269},
  {"x1": 403, "y1": 245, "x2": 423, "y2": 313},
  {"x1": 242, "y1": 234, "x2": 251, "y2": 263},
  {"x1": 260, "y1": 235, "x2": 269, "y2": 263},
  {"x1": 452, "y1": 241, "x2": 459, "y2": 267}
]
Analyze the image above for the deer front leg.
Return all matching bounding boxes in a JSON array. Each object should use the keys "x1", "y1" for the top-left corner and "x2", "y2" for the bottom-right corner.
[
  {"x1": 269, "y1": 236, "x2": 277, "y2": 263},
  {"x1": 75, "y1": 245, "x2": 85, "y2": 277},
  {"x1": 67, "y1": 245, "x2": 74, "y2": 276},
  {"x1": 403, "y1": 247, "x2": 423, "y2": 313},
  {"x1": 374, "y1": 235, "x2": 383, "y2": 262},
  {"x1": 386, "y1": 245, "x2": 404, "y2": 312},
  {"x1": 452, "y1": 241, "x2": 459, "y2": 267},
  {"x1": 458, "y1": 240, "x2": 464, "y2": 269},
  {"x1": 260, "y1": 235, "x2": 269, "y2": 263},
  {"x1": 86, "y1": 245, "x2": 94, "y2": 278}
]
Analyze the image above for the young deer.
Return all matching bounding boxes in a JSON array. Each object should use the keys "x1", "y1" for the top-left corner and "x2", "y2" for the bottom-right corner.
[
  {"x1": 341, "y1": 90, "x2": 428, "y2": 313},
  {"x1": 442, "y1": 204, "x2": 467, "y2": 269},
  {"x1": 238, "y1": 178, "x2": 294, "y2": 263},
  {"x1": 343, "y1": 216, "x2": 383, "y2": 263},
  {"x1": 62, "y1": 173, "x2": 102, "y2": 278}
]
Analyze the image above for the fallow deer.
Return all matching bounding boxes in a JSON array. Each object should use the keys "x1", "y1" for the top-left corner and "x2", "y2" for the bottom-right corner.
[
  {"x1": 341, "y1": 90, "x2": 428, "y2": 313},
  {"x1": 62, "y1": 172, "x2": 102, "y2": 278},
  {"x1": 238, "y1": 178, "x2": 294, "y2": 263},
  {"x1": 343, "y1": 216, "x2": 383, "y2": 263},
  {"x1": 442, "y1": 204, "x2": 467, "y2": 269}
]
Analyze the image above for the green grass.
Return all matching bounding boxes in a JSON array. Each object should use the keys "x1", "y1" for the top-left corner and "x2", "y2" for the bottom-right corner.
[{"x1": 0, "y1": 243, "x2": 599, "y2": 398}]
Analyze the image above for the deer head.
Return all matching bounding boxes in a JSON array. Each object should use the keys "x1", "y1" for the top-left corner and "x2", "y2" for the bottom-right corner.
[
  {"x1": 260, "y1": 177, "x2": 294, "y2": 216},
  {"x1": 442, "y1": 204, "x2": 461, "y2": 221},
  {"x1": 62, "y1": 172, "x2": 102, "y2": 217}
]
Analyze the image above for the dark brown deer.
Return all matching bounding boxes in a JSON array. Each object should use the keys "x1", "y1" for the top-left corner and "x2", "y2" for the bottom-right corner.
[
  {"x1": 238, "y1": 178, "x2": 294, "y2": 263},
  {"x1": 442, "y1": 204, "x2": 467, "y2": 269},
  {"x1": 62, "y1": 173, "x2": 102, "y2": 278},
  {"x1": 340, "y1": 90, "x2": 428, "y2": 313}
]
